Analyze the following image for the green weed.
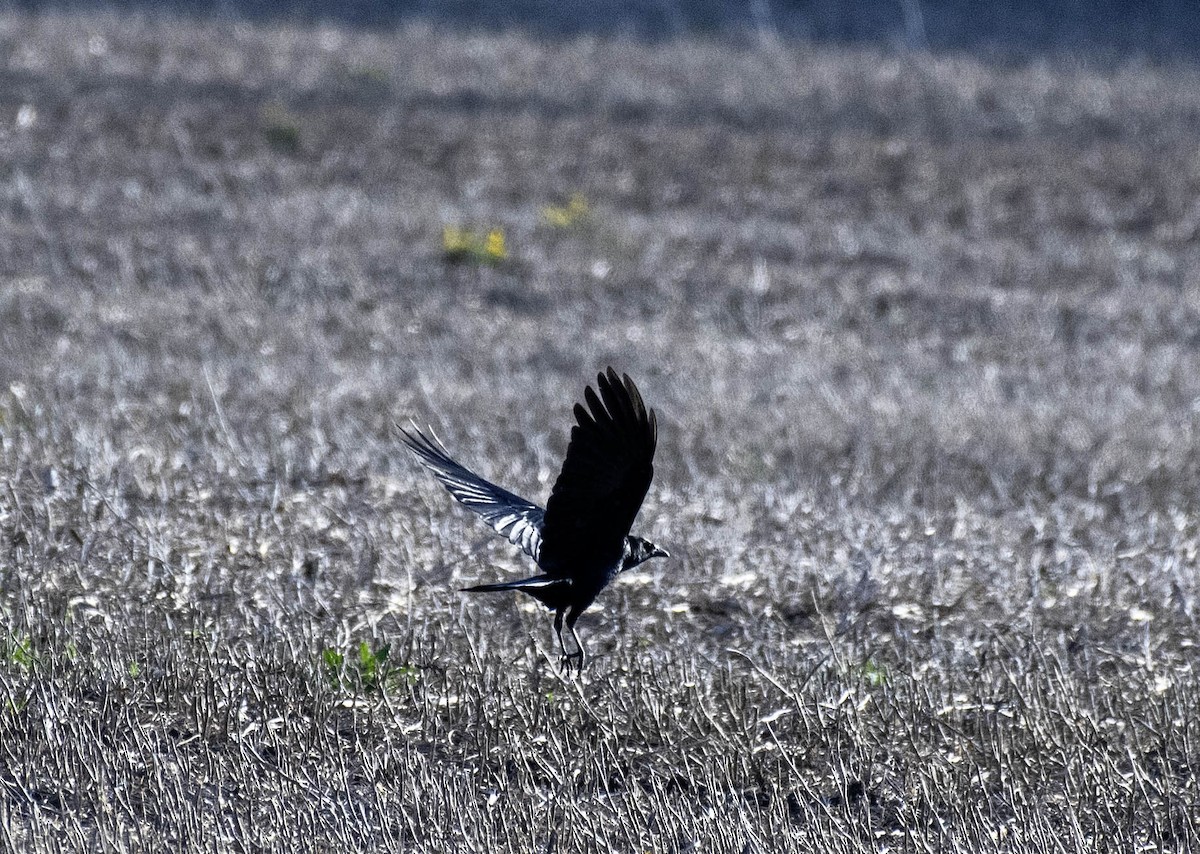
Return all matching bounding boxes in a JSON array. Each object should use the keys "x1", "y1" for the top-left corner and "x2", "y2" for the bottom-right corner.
[
  {"x1": 322, "y1": 642, "x2": 416, "y2": 694},
  {"x1": 262, "y1": 105, "x2": 301, "y2": 153},
  {"x1": 4, "y1": 634, "x2": 34, "y2": 671}
]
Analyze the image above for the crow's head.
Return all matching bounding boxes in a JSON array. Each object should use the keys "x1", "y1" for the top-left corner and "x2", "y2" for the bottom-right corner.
[{"x1": 622, "y1": 536, "x2": 670, "y2": 571}]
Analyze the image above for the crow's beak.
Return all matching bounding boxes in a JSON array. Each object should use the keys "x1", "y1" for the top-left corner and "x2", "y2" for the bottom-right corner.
[{"x1": 652, "y1": 545, "x2": 670, "y2": 559}]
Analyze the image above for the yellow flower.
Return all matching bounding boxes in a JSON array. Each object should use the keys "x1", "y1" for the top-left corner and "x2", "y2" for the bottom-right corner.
[
  {"x1": 541, "y1": 193, "x2": 590, "y2": 228},
  {"x1": 483, "y1": 229, "x2": 507, "y2": 261},
  {"x1": 442, "y1": 225, "x2": 509, "y2": 265},
  {"x1": 442, "y1": 225, "x2": 474, "y2": 258}
]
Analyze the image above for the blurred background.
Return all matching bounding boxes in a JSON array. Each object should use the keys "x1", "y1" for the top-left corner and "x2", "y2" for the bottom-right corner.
[
  {"x1": 2, "y1": 1, "x2": 1199, "y2": 850},
  {"x1": 7, "y1": 0, "x2": 1200, "y2": 57}
]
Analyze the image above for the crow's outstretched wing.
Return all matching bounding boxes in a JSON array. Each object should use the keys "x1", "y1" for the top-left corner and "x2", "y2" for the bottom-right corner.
[
  {"x1": 539, "y1": 368, "x2": 658, "y2": 580},
  {"x1": 399, "y1": 424, "x2": 545, "y2": 560}
]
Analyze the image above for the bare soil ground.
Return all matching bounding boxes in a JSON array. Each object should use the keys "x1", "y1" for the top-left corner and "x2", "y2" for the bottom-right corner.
[{"x1": 1, "y1": 10, "x2": 1199, "y2": 852}]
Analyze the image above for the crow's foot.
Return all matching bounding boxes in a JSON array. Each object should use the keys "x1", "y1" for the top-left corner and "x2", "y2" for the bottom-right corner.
[{"x1": 559, "y1": 651, "x2": 584, "y2": 676}]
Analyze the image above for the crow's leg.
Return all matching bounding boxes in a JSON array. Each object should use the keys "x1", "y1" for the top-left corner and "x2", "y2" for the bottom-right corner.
[
  {"x1": 553, "y1": 609, "x2": 567, "y2": 655},
  {"x1": 554, "y1": 609, "x2": 573, "y2": 672},
  {"x1": 564, "y1": 610, "x2": 586, "y2": 673}
]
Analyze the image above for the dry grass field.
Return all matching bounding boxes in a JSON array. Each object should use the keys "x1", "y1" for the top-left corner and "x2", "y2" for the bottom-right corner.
[{"x1": 2, "y1": 10, "x2": 1200, "y2": 852}]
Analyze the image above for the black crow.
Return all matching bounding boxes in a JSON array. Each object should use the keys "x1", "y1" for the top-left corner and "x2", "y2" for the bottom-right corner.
[{"x1": 399, "y1": 368, "x2": 667, "y2": 671}]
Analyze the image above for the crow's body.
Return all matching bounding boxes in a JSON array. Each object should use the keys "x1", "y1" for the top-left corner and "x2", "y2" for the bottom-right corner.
[{"x1": 400, "y1": 368, "x2": 667, "y2": 670}]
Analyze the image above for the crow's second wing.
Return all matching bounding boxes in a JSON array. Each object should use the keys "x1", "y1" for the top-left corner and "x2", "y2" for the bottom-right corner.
[
  {"x1": 539, "y1": 368, "x2": 658, "y2": 578},
  {"x1": 399, "y1": 423, "x2": 545, "y2": 561}
]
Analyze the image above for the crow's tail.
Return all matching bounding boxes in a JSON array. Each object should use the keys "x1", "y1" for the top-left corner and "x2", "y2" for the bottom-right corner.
[{"x1": 460, "y1": 575, "x2": 559, "y2": 593}]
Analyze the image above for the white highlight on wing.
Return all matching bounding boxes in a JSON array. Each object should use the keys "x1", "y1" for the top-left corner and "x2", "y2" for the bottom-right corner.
[{"x1": 399, "y1": 422, "x2": 545, "y2": 561}]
